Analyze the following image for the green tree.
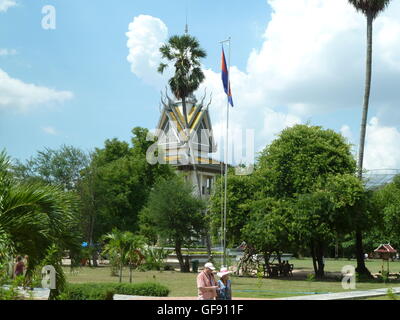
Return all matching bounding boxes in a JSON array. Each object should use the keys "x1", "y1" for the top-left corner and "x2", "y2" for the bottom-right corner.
[
  {"x1": 374, "y1": 175, "x2": 400, "y2": 248},
  {"x1": 140, "y1": 174, "x2": 205, "y2": 272},
  {"x1": 78, "y1": 128, "x2": 174, "y2": 249},
  {"x1": 124, "y1": 233, "x2": 145, "y2": 283},
  {"x1": 292, "y1": 174, "x2": 365, "y2": 277},
  {"x1": 13, "y1": 145, "x2": 89, "y2": 191},
  {"x1": 0, "y1": 151, "x2": 80, "y2": 295},
  {"x1": 257, "y1": 125, "x2": 356, "y2": 199},
  {"x1": 158, "y1": 34, "x2": 206, "y2": 128},
  {"x1": 242, "y1": 198, "x2": 294, "y2": 265},
  {"x1": 348, "y1": 0, "x2": 392, "y2": 277},
  {"x1": 209, "y1": 170, "x2": 256, "y2": 247},
  {"x1": 101, "y1": 229, "x2": 145, "y2": 283},
  {"x1": 102, "y1": 229, "x2": 128, "y2": 283},
  {"x1": 254, "y1": 125, "x2": 361, "y2": 277},
  {"x1": 158, "y1": 34, "x2": 207, "y2": 194}
]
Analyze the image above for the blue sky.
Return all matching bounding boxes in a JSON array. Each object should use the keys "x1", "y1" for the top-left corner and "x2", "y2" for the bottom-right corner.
[
  {"x1": 0, "y1": 0, "x2": 270, "y2": 161},
  {"x1": 1, "y1": 0, "x2": 400, "y2": 171}
]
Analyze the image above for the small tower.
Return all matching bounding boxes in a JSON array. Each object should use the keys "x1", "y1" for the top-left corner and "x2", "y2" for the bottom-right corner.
[{"x1": 156, "y1": 92, "x2": 224, "y2": 197}]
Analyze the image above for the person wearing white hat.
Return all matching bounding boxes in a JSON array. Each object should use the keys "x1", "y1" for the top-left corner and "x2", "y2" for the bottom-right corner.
[
  {"x1": 196, "y1": 262, "x2": 218, "y2": 300},
  {"x1": 216, "y1": 267, "x2": 232, "y2": 300}
]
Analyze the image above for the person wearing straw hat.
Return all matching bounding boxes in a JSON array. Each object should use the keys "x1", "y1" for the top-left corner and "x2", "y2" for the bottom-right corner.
[
  {"x1": 197, "y1": 262, "x2": 218, "y2": 300},
  {"x1": 216, "y1": 267, "x2": 232, "y2": 300}
]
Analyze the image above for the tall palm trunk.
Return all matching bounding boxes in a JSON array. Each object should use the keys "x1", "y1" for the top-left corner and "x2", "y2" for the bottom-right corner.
[{"x1": 355, "y1": 13, "x2": 373, "y2": 277}]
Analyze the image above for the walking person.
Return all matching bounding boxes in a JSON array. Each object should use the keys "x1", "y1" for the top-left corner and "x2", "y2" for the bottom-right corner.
[
  {"x1": 197, "y1": 262, "x2": 218, "y2": 300},
  {"x1": 14, "y1": 256, "x2": 25, "y2": 278},
  {"x1": 216, "y1": 267, "x2": 232, "y2": 300}
]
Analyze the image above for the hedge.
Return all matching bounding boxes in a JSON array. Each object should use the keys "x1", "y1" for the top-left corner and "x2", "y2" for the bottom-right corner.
[{"x1": 58, "y1": 282, "x2": 170, "y2": 300}]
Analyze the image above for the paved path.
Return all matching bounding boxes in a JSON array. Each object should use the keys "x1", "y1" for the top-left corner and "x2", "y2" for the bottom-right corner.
[
  {"x1": 5, "y1": 286, "x2": 399, "y2": 300},
  {"x1": 113, "y1": 295, "x2": 269, "y2": 300},
  {"x1": 115, "y1": 287, "x2": 400, "y2": 300},
  {"x1": 275, "y1": 287, "x2": 400, "y2": 300}
]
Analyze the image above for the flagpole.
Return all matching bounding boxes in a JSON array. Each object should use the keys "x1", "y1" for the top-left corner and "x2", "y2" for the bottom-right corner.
[{"x1": 220, "y1": 37, "x2": 231, "y2": 267}]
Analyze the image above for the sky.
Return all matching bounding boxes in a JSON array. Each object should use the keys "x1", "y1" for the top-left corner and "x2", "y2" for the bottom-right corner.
[{"x1": 1, "y1": 0, "x2": 400, "y2": 172}]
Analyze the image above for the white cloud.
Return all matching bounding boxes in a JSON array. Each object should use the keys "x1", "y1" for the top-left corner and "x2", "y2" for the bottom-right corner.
[
  {"x1": 0, "y1": 0, "x2": 16, "y2": 12},
  {"x1": 342, "y1": 118, "x2": 400, "y2": 170},
  {"x1": 42, "y1": 126, "x2": 57, "y2": 136},
  {"x1": 0, "y1": 69, "x2": 74, "y2": 113},
  {"x1": 126, "y1": 0, "x2": 400, "y2": 164},
  {"x1": 0, "y1": 48, "x2": 17, "y2": 56},
  {"x1": 126, "y1": 15, "x2": 171, "y2": 87},
  {"x1": 340, "y1": 125, "x2": 355, "y2": 147},
  {"x1": 364, "y1": 117, "x2": 400, "y2": 170}
]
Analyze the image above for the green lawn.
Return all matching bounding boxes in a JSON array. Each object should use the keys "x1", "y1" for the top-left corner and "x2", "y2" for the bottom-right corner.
[{"x1": 63, "y1": 258, "x2": 400, "y2": 299}]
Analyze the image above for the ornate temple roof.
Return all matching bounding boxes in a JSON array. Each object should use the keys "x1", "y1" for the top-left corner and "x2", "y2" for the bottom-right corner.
[{"x1": 155, "y1": 92, "x2": 223, "y2": 168}]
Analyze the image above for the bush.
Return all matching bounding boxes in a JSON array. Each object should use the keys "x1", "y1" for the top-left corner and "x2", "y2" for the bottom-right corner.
[
  {"x1": 112, "y1": 282, "x2": 169, "y2": 297},
  {"x1": 387, "y1": 288, "x2": 398, "y2": 300},
  {"x1": 141, "y1": 247, "x2": 171, "y2": 271},
  {"x1": 306, "y1": 273, "x2": 316, "y2": 281},
  {"x1": 58, "y1": 282, "x2": 169, "y2": 300},
  {"x1": 58, "y1": 283, "x2": 115, "y2": 300},
  {"x1": 0, "y1": 286, "x2": 20, "y2": 300}
]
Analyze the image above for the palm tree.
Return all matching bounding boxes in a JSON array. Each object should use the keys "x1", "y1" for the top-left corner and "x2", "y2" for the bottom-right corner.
[
  {"x1": 123, "y1": 233, "x2": 145, "y2": 283},
  {"x1": 0, "y1": 151, "x2": 80, "y2": 296},
  {"x1": 158, "y1": 34, "x2": 207, "y2": 194},
  {"x1": 348, "y1": 0, "x2": 392, "y2": 276},
  {"x1": 158, "y1": 34, "x2": 206, "y2": 128},
  {"x1": 102, "y1": 229, "x2": 128, "y2": 283}
]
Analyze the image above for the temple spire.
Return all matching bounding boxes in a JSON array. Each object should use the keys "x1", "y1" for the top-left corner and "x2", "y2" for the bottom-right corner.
[{"x1": 185, "y1": 0, "x2": 189, "y2": 34}]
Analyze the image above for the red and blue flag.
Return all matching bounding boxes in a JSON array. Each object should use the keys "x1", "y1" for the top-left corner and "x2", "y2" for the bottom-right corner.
[{"x1": 221, "y1": 47, "x2": 234, "y2": 107}]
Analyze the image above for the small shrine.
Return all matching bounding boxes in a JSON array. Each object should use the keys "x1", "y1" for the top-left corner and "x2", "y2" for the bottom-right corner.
[{"x1": 374, "y1": 243, "x2": 397, "y2": 276}]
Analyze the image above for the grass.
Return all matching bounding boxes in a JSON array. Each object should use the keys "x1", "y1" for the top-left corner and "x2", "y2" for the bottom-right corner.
[{"x1": 62, "y1": 258, "x2": 400, "y2": 299}]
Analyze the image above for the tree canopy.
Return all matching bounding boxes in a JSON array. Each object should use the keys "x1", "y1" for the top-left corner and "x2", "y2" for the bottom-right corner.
[{"x1": 140, "y1": 174, "x2": 205, "y2": 272}]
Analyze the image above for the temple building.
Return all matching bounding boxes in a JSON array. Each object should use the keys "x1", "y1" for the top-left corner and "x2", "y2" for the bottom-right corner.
[{"x1": 155, "y1": 92, "x2": 224, "y2": 198}]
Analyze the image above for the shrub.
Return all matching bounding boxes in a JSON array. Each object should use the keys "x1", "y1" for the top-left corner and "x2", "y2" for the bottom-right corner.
[
  {"x1": 58, "y1": 282, "x2": 169, "y2": 300},
  {"x1": 141, "y1": 247, "x2": 171, "y2": 271},
  {"x1": 306, "y1": 273, "x2": 315, "y2": 282},
  {"x1": 0, "y1": 286, "x2": 20, "y2": 300},
  {"x1": 387, "y1": 288, "x2": 398, "y2": 300},
  {"x1": 58, "y1": 283, "x2": 115, "y2": 300},
  {"x1": 113, "y1": 282, "x2": 169, "y2": 297}
]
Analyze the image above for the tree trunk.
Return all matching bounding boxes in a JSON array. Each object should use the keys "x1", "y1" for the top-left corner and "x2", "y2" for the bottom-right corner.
[
  {"x1": 129, "y1": 265, "x2": 132, "y2": 283},
  {"x1": 205, "y1": 231, "x2": 213, "y2": 262},
  {"x1": 89, "y1": 235, "x2": 98, "y2": 268},
  {"x1": 355, "y1": 230, "x2": 372, "y2": 277},
  {"x1": 355, "y1": 13, "x2": 373, "y2": 277},
  {"x1": 315, "y1": 241, "x2": 325, "y2": 278},
  {"x1": 119, "y1": 254, "x2": 123, "y2": 283},
  {"x1": 92, "y1": 251, "x2": 98, "y2": 267},
  {"x1": 310, "y1": 241, "x2": 318, "y2": 275},
  {"x1": 175, "y1": 242, "x2": 189, "y2": 272}
]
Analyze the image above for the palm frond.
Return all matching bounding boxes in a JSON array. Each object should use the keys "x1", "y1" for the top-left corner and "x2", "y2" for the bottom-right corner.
[{"x1": 348, "y1": 0, "x2": 392, "y2": 19}]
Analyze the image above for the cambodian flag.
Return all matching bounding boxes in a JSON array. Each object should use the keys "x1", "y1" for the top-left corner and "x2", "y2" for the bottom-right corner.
[{"x1": 221, "y1": 47, "x2": 234, "y2": 107}]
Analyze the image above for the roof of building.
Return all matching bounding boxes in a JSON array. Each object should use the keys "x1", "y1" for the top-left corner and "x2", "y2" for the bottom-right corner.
[{"x1": 374, "y1": 244, "x2": 397, "y2": 253}]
